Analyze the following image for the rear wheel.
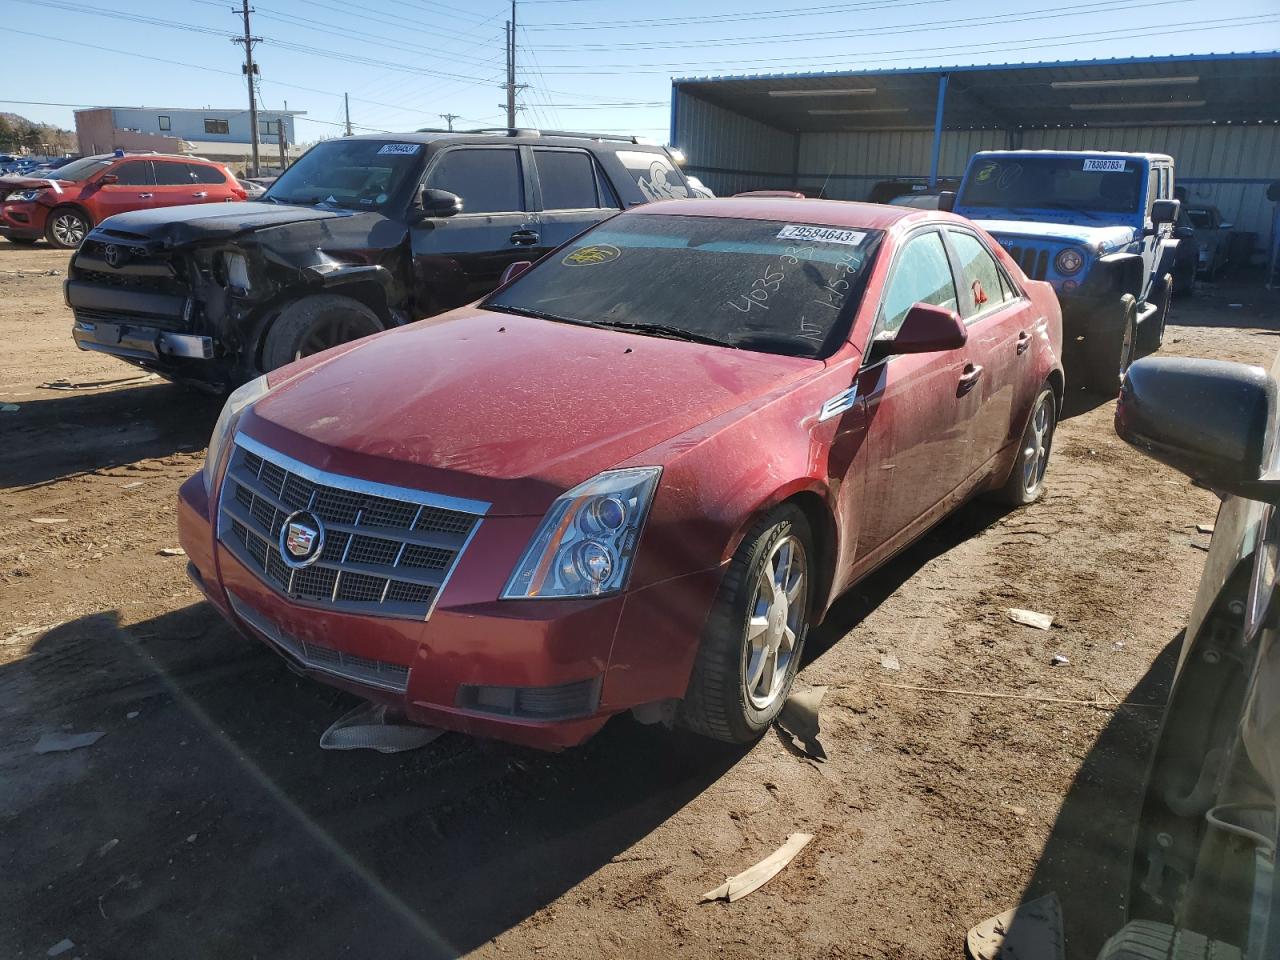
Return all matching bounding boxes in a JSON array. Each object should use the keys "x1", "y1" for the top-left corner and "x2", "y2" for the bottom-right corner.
[
  {"x1": 992, "y1": 384, "x2": 1056, "y2": 506},
  {"x1": 45, "y1": 207, "x2": 90, "y2": 249},
  {"x1": 260, "y1": 295, "x2": 383, "y2": 371},
  {"x1": 1081, "y1": 294, "x2": 1136, "y2": 396},
  {"x1": 1138, "y1": 273, "x2": 1172, "y2": 355},
  {"x1": 678, "y1": 505, "x2": 813, "y2": 744}
]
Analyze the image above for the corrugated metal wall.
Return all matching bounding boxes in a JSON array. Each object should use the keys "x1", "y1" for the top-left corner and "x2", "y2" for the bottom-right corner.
[
  {"x1": 795, "y1": 129, "x2": 1006, "y2": 199},
  {"x1": 1021, "y1": 125, "x2": 1278, "y2": 236},
  {"x1": 676, "y1": 91, "x2": 794, "y2": 195}
]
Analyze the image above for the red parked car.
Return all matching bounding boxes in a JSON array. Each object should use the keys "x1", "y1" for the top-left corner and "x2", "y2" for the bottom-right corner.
[
  {"x1": 0, "y1": 152, "x2": 245, "y2": 248},
  {"x1": 179, "y1": 198, "x2": 1064, "y2": 749}
]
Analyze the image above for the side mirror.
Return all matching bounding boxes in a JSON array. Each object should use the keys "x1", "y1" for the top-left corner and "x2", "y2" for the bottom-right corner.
[
  {"x1": 936, "y1": 190, "x2": 956, "y2": 213},
  {"x1": 1116, "y1": 357, "x2": 1279, "y2": 503},
  {"x1": 419, "y1": 187, "x2": 462, "y2": 218},
  {"x1": 99, "y1": 173, "x2": 119, "y2": 185},
  {"x1": 1151, "y1": 198, "x2": 1180, "y2": 226},
  {"x1": 874, "y1": 303, "x2": 967, "y2": 361},
  {"x1": 499, "y1": 260, "x2": 532, "y2": 286}
]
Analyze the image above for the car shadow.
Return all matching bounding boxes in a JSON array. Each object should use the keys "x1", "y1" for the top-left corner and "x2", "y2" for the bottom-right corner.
[
  {"x1": 1, "y1": 604, "x2": 747, "y2": 960},
  {"x1": 0, "y1": 381, "x2": 219, "y2": 489},
  {"x1": 997, "y1": 633, "x2": 1182, "y2": 960}
]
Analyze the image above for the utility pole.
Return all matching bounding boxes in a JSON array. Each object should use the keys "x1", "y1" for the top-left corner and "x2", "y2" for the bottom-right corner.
[
  {"x1": 504, "y1": 16, "x2": 515, "y2": 129},
  {"x1": 344, "y1": 92, "x2": 352, "y2": 136},
  {"x1": 439, "y1": 113, "x2": 460, "y2": 132},
  {"x1": 232, "y1": 0, "x2": 261, "y2": 177},
  {"x1": 277, "y1": 123, "x2": 287, "y2": 169}
]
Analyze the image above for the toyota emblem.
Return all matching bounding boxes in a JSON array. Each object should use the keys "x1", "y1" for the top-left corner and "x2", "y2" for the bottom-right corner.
[{"x1": 103, "y1": 244, "x2": 125, "y2": 268}]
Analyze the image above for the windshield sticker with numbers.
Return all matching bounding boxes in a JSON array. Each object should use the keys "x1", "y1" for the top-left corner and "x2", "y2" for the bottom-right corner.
[
  {"x1": 377, "y1": 143, "x2": 422, "y2": 155},
  {"x1": 1082, "y1": 158, "x2": 1127, "y2": 172},
  {"x1": 776, "y1": 225, "x2": 867, "y2": 246}
]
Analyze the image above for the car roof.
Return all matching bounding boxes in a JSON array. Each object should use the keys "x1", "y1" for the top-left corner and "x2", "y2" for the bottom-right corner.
[
  {"x1": 628, "y1": 197, "x2": 926, "y2": 229},
  {"x1": 340, "y1": 130, "x2": 668, "y2": 151},
  {"x1": 972, "y1": 149, "x2": 1173, "y2": 163}
]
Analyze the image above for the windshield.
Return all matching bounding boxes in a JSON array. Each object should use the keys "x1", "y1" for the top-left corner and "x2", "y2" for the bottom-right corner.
[
  {"x1": 47, "y1": 155, "x2": 113, "y2": 182},
  {"x1": 264, "y1": 139, "x2": 425, "y2": 210},
  {"x1": 484, "y1": 214, "x2": 883, "y2": 358},
  {"x1": 960, "y1": 155, "x2": 1144, "y2": 214}
]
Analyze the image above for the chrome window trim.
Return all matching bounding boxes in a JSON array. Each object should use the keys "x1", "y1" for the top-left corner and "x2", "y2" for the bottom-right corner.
[
  {"x1": 858, "y1": 224, "x2": 957, "y2": 370},
  {"x1": 942, "y1": 226, "x2": 1030, "y2": 324},
  {"x1": 232, "y1": 432, "x2": 491, "y2": 517}
]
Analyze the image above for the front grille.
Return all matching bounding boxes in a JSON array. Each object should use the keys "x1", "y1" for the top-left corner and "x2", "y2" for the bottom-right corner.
[
  {"x1": 1004, "y1": 244, "x2": 1050, "y2": 281},
  {"x1": 75, "y1": 267, "x2": 186, "y2": 297},
  {"x1": 73, "y1": 307, "x2": 188, "y2": 332},
  {"x1": 227, "y1": 591, "x2": 411, "y2": 692},
  {"x1": 218, "y1": 434, "x2": 489, "y2": 620}
]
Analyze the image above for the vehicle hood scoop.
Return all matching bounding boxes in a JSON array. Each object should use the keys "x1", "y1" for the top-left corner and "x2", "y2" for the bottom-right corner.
[
  {"x1": 89, "y1": 202, "x2": 357, "y2": 248},
  {"x1": 243, "y1": 308, "x2": 814, "y2": 516}
]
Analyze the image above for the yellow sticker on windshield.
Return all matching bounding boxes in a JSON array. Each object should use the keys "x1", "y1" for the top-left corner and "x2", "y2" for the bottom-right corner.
[
  {"x1": 975, "y1": 162, "x2": 998, "y2": 182},
  {"x1": 563, "y1": 243, "x2": 621, "y2": 266}
]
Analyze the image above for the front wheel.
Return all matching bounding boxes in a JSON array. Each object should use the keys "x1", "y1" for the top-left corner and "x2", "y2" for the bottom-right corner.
[
  {"x1": 992, "y1": 384, "x2": 1056, "y2": 506},
  {"x1": 260, "y1": 295, "x2": 383, "y2": 371},
  {"x1": 678, "y1": 505, "x2": 814, "y2": 744},
  {"x1": 1080, "y1": 294, "x2": 1136, "y2": 396},
  {"x1": 1138, "y1": 273, "x2": 1172, "y2": 355},
  {"x1": 45, "y1": 207, "x2": 91, "y2": 249}
]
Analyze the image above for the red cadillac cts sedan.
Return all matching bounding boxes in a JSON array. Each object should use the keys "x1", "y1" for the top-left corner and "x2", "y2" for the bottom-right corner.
[{"x1": 178, "y1": 198, "x2": 1063, "y2": 749}]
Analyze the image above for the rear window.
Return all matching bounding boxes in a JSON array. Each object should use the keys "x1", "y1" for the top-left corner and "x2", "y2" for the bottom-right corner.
[
  {"x1": 189, "y1": 163, "x2": 228, "y2": 185},
  {"x1": 154, "y1": 162, "x2": 193, "y2": 186},
  {"x1": 961, "y1": 155, "x2": 1144, "y2": 214},
  {"x1": 485, "y1": 213, "x2": 884, "y2": 359},
  {"x1": 616, "y1": 150, "x2": 691, "y2": 202}
]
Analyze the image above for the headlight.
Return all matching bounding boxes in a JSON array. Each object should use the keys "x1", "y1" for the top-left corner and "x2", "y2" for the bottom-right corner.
[
  {"x1": 501, "y1": 467, "x2": 661, "y2": 599},
  {"x1": 202, "y1": 375, "x2": 269, "y2": 494},
  {"x1": 1054, "y1": 247, "x2": 1085, "y2": 276},
  {"x1": 223, "y1": 252, "x2": 251, "y2": 291},
  {"x1": 13, "y1": 190, "x2": 41, "y2": 202}
]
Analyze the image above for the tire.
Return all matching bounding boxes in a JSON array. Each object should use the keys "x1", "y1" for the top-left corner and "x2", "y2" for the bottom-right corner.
[
  {"x1": 5, "y1": 236, "x2": 39, "y2": 246},
  {"x1": 260, "y1": 295, "x2": 383, "y2": 371},
  {"x1": 1172, "y1": 259, "x2": 1194, "y2": 297},
  {"x1": 1139, "y1": 273, "x2": 1172, "y2": 355},
  {"x1": 44, "y1": 207, "x2": 91, "y2": 249},
  {"x1": 992, "y1": 383, "x2": 1056, "y2": 506},
  {"x1": 678, "y1": 504, "x2": 814, "y2": 744},
  {"x1": 1096, "y1": 920, "x2": 1241, "y2": 960},
  {"x1": 1080, "y1": 294, "x2": 1136, "y2": 396}
]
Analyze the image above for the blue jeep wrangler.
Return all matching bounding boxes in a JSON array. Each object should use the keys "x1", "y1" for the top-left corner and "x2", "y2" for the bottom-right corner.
[{"x1": 953, "y1": 150, "x2": 1181, "y2": 393}]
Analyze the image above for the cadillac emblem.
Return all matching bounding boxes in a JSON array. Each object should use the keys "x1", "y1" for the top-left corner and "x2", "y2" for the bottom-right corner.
[{"x1": 279, "y1": 510, "x2": 325, "y2": 568}]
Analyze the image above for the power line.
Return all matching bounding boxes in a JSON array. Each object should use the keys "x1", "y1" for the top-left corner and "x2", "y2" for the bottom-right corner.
[{"x1": 524, "y1": 0, "x2": 963, "y2": 30}]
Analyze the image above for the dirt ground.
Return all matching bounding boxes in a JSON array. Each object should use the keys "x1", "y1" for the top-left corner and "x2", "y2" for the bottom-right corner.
[{"x1": 1, "y1": 239, "x2": 1277, "y2": 960}]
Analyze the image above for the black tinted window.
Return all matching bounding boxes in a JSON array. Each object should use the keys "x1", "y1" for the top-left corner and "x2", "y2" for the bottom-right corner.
[
  {"x1": 154, "y1": 162, "x2": 193, "y2": 186},
  {"x1": 111, "y1": 161, "x2": 154, "y2": 186},
  {"x1": 427, "y1": 149, "x2": 523, "y2": 214},
  {"x1": 189, "y1": 163, "x2": 227, "y2": 185},
  {"x1": 535, "y1": 150, "x2": 599, "y2": 210}
]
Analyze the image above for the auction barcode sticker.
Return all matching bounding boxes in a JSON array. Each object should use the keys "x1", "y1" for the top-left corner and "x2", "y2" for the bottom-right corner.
[
  {"x1": 377, "y1": 143, "x2": 422, "y2": 155},
  {"x1": 777, "y1": 225, "x2": 867, "y2": 246},
  {"x1": 1082, "y1": 158, "x2": 1126, "y2": 172}
]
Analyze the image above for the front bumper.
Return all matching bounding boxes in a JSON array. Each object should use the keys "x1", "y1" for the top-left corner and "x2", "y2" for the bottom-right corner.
[
  {"x1": 177, "y1": 474, "x2": 722, "y2": 750},
  {"x1": 0, "y1": 202, "x2": 46, "y2": 239},
  {"x1": 73, "y1": 317, "x2": 215, "y2": 363}
]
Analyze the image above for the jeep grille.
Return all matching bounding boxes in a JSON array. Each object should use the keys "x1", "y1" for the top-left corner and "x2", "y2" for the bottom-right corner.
[{"x1": 1004, "y1": 245, "x2": 1050, "y2": 281}]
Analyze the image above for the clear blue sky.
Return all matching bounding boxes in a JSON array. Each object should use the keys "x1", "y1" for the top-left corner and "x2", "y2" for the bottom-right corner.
[{"x1": 3, "y1": 0, "x2": 1278, "y2": 146}]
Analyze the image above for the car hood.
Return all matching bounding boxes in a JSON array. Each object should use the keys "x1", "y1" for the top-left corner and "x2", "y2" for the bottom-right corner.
[
  {"x1": 242, "y1": 307, "x2": 817, "y2": 516},
  {"x1": 970, "y1": 218, "x2": 1137, "y2": 249},
  {"x1": 90, "y1": 201, "x2": 367, "y2": 248},
  {"x1": 0, "y1": 175, "x2": 78, "y2": 193}
]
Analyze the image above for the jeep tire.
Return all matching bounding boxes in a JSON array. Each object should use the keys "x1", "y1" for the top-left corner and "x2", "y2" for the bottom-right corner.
[
  {"x1": 261, "y1": 295, "x2": 383, "y2": 371},
  {"x1": 1138, "y1": 273, "x2": 1172, "y2": 356},
  {"x1": 1081, "y1": 294, "x2": 1137, "y2": 396}
]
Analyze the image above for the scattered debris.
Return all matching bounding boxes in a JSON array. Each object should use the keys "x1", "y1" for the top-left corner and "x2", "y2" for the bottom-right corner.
[
  {"x1": 121, "y1": 481, "x2": 145, "y2": 490},
  {"x1": 1050, "y1": 654, "x2": 1070, "y2": 667},
  {"x1": 966, "y1": 893, "x2": 1065, "y2": 960},
  {"x1": 34, "y1": 731, "x2": 104, "y2": 754},
  {"x1": 157, "y1": 547, "x2": 186, "y2": 557},
  {"x1": 1, "y1": 403, "x2": 17, "y2": 412},
  {"x1": 775, "y1": 685, "x2": 828, "y2": 760},
  {"x1": 39, "y1": 373, "x2": 158, "y2": 391},
  {"x1": 1009, "y1": 608, "x2": 1053, "y2": 630},
  {"x1": 1190, "y1": 541, "x2": 1211, "y2": 552},
  {"x1": 879, "y1": 653, "x2": 901, "y2": 671},
  {"x1": 96, "y1": 838, "x2": 119, "y2": 857},
  {"x1": 30, "y1": 517, "x2": 69, "y2": 525},
  {"x1": 702, "y1": 833, "x2": 814, "y2": 903},
  {"x1": 186, "y1": 833, "x2": 197, "y2": 844},
  {"x1": 46, "y1": 939, "x2": 75, "y2": 958},
  {"x1": 1005, "y1": 804, "x2": 1028, "y2": 817},
  {"x1": 319, "y1": 702, "x2": 445, "y2": 753},
  {"x1": 1196, "y1": 523, "x2": 1215, "y2": 534}
]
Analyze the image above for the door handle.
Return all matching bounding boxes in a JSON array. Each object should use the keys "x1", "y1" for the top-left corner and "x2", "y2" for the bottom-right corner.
[
  {"x1": 957, "y1": 363, "x2": 984, "y2": 396},
  {"x1": 1016, "y1": 331, "x2": 1031, "y2": 355},
  {"x1": 192, "y1": 192, "x2": 208, "y2": 199},
  {"x1": 509, "y1": 229, "x2": 539, "y2": 246},
  {"x1": 138, "y1": 193, "x2": 153, "y2": 199}
]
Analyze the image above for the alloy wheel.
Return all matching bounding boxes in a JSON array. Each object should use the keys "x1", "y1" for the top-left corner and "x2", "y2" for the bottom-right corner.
[
  {"x1": 295, "y1": 315, "x2": 371, "y2": 360},
  {"x1": 741, "y1": 534, "x2": 807, "y2": 710},
  {"x1": 51, "y1": 213, "x2": 86, "y2": 247},
  {"x1": 1021, "y1": 392, "x2": 1053, "y2": 496}
]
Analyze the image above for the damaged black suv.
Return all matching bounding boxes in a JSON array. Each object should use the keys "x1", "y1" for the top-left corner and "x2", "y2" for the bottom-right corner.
[{"x1": 66, "y1": 129, "x2": 692, "y2": 389}]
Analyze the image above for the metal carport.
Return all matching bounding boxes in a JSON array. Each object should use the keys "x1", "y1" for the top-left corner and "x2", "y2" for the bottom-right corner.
[{"x1": 671, "y1": 51, "x2": 1280, "y2": 236}]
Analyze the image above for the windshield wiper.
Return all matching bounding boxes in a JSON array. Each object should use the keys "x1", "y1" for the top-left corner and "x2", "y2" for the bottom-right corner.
[
  {"x1": 594, "y1": 321, "x2": 737, "y2": 349},
  {"x1": 1040, "y1": 200, "x2": 1102, "y2": 221},
  {"x1": 483, "y1": 303, "x2": 599, "y2": 327}
]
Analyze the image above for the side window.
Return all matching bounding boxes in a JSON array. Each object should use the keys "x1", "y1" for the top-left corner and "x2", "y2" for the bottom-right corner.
[
  {"x1": 158, "y1": 115, "x2": 171, "y2": 131},
  {"x1": 426, "y1": 148, "x2": 523, "y2": 214},
  {"x1": 948, "y1": 231, "x2": 1014, "y2": 318},
  {"x1": 534, "y1": 149, "x2": 601, "y2": 210},
  {"x1": 878, "y1": 232, "x2": 959, "y2": 337},
  {"x1": 154, "y1": 162, "x2": 194, "y2": 186},
  {"x1": 1146, "y1": 168, "x2": 1159, "y2": 215},
  {"x1": 616, "y1": 150, "x2": 690, "y2": 201},
  {"x1": 110, "y1": 161, "x2": 154, "y2": 186},
  {"x1": 204, "y1": 118, "x2": 230, "y2": 135},
  {"x1": 189, "y1": 163, "x2": 228, "y2": 185}
]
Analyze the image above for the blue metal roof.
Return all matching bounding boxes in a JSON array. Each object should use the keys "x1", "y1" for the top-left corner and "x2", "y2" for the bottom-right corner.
[{"x1": 673, "y1": 51, "x2": 1280, "y2": 133}]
